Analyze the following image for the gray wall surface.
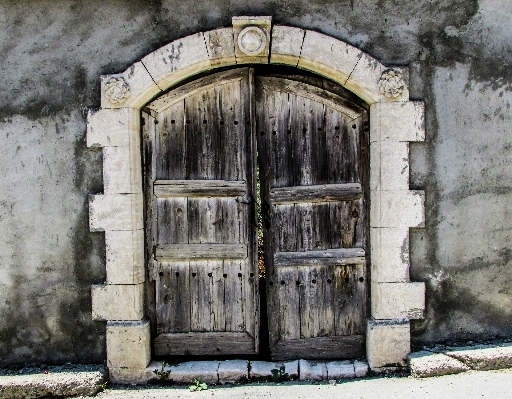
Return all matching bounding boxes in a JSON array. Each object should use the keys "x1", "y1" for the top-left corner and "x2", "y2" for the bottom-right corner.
[{"x1": 0, "y1": 0, "x2": 511, "y2": 365}]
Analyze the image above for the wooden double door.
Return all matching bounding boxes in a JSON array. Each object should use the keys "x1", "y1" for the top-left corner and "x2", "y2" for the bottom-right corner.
[{"x1": 143, "y1": 67, "x2": 368, "y2": 360}]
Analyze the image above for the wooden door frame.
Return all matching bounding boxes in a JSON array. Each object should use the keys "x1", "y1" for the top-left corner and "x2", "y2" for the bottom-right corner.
[{"x1": 87, "y1": 16, "x2": 426, "y2": 383}]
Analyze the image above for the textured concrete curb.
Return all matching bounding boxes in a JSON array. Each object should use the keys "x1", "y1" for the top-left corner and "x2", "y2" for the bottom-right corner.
[
  {"x1": 0, "y1": 365, "x2": 107, "y2": 399},
  {"x1": 409, "y1": 343, "x2": 512, "y2": 377},
  {"x1": 146, "y1": 359, "x2": 369, "y2": 384}
]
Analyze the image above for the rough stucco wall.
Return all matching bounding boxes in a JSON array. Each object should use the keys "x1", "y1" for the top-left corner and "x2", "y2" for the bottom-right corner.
[{"x1": 0, "y1": 0, "x2": 510, "y2": 364}]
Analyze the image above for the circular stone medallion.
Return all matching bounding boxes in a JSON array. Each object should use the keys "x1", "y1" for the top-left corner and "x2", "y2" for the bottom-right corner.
[{"x1": 238, "y1": 26, "x2": 267, "y2": 56}]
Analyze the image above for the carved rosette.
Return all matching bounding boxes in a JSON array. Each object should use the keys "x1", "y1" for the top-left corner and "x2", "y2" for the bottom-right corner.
[
  {"x1": 378, "y1": 69, "x2": 405, "y2": 99},
  {"x1": 237, "y1": 26, "x2": 267, "y2": 56},
  {"x1": 104, "y1": 77, "x2": 130, "y2": 105}
]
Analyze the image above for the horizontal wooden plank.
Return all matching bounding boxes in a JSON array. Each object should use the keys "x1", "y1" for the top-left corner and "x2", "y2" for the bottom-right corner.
[
  {"x1": 270, "y1": 335, "x2": 365, "y2": 361},
  {"x1": 154, "y1": 180, "x2": 247, "y2": 197},
  {"x1": 274, "y1": 248, "x2": 365, "y2": 267},
  {"x1": 270, "y1": 183, "x2": 362, "y2": 204},
  {"x1": 147, "y1": 69, "x2": 247, "y2": 114},
  {"x1": 259, "y1": 76, "x2": 363, "y2": 121},
  {"x1": 154, "y1": 332, "x2": 256, "y2": 356},
  {"x1": 156, "y1": 244, "x2": 247, "y2": 260}
]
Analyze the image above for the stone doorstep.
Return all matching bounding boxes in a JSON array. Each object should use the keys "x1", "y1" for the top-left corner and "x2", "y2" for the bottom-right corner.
[
  {"x1": 0, "y1": 366, "x2": 107, "y2": 399},
  {"x1": 143, "y1": 359, "x2": 369, "y2": 385},
  {"x1": 409, "y1": 343, "x2": 512, "y2": 378}
]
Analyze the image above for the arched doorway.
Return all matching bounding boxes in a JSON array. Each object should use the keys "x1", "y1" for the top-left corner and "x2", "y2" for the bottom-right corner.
[
  {"x1": 87, "y1": 17, "x2": 426, "y2": 383},
  {"x1": 143, "y1": 66, "x2": 369, "y2": 360}
]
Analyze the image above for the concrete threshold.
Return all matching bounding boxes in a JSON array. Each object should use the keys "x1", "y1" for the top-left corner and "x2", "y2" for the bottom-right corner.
[
  {"x1": 409, "y1": 342, "x2": 512, "y2": 377},
  {"x1": 140, "y1": 359, "x2": 370, "y2": 385}
]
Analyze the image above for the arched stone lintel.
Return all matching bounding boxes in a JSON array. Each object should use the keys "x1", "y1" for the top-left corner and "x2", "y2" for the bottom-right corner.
[
  {"x1": 88, "y1": 19, "x2": 426, "y2": 382},
  {"x1": 98, "y1": 26, "x2": 408, "y2": 109}
]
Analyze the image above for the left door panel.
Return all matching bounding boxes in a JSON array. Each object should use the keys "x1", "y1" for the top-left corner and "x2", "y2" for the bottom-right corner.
[{"x1": 143, "y1": 68, "x2": 259, "y2": 356}]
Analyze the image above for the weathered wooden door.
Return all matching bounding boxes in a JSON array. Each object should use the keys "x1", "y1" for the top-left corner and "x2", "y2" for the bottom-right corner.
[
  {"x1": 256, "y1": 75, "x2": 368, "y2": 360},
  {"x1": 143, "y1": 67, "x2": 368, "y2": 359},
  {"x1": 143, "y1": 69, "x2": 259, "y2": 356}
]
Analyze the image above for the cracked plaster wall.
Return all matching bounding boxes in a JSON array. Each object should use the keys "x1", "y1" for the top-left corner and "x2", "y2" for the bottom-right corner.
[{"x1": 0, "y1": 0, "x2": 511, "y2": 364}]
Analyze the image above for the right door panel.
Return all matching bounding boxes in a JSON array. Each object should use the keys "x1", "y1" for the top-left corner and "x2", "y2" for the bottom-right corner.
[{"x1": 256, "y1": 75, "x2": 369, "y2": 360}]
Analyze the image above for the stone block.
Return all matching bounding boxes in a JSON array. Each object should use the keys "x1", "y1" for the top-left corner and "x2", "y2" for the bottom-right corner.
[
  {"x1": 92, "y1": 284, "x2": 144, "y2": 321},
  {"x1": 105, "y1": 229, "x2": 144, "y2": 285},
  {"x1": 103, "y1": 144, "x2": 142, "y2": 194},
  {"x1": 298, "y1": 30, "x2": 362, "y2": 88},
  {"x1": 344, "y1": 53, "x2": 387, "y2": 104},
  {"x1": 109, "y1": 367, "x2": 153, "y2": 384},
  {"x1": 100, "y1": 62, "x2": 161, "y2": 109},
  {"x1": 370, "y1": 101, "x2": 425, "y2": 143},
  {"x1": 204, "y1": 28, "x2": 236, "y2": 67},
  {"x1": 169, "y1": 361, "x2": 219, "y2": 385},
  {"x1": 326, "y1": 360, "x2": 355, "y2": 379},
  {"x1": 299, "y1": 359, "x2": 327, "y2": 381},
  {"x1": 249, "y1": 360, "x2": 299, "y2": 380},
  {"x1": 86, "y1": 108, "x2": 140, "y2": 148},
  {"x1": 354, "y1": 360, "x2": 369, "y2": 377},
  {"x1": 371, "y1": 282, "x2": 425, "y2": 320},
  {"x1": 449, "y1": 344, "x2": 512, "y2": 371},
  {"x1": 0, "y1": 366, "x2": 107, "y2": 398},
  {"x1": 218, "y1": 360, "x2": 249, "y2": 383},
  {"x1": 370, "y1": 190, "x2": 425, "y2": 228},
  {"x1": 409, "y1": 351, "x2": 470, "y2": 377},
  {"x1": 141, "y1": 33, "x2": 211, "y2": 91},
  {"x1": 232, "y1": 16, "x2": 272, "y2": 64},
  {"x1": 270, "y1": 25, "x2": 305, "y2": 66},
  {"x1": 106, "y1": 320, "x2": 151, "y2": 369},
  {"x1": 89, "y1": 193, "x2": 143, "y2": 232},
  {"x1": 367, "y1": 319, "x2": 410, "y2": 368},
  {"x1": 370, "y1": 141, "x2": 409, "y2": 191},
  {"x1": 371, "y1": 227, "x2": 410, "y2": 283}
]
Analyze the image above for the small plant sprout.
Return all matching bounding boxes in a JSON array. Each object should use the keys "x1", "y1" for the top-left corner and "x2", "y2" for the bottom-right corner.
[
  {"x1": 97, "y1": 381, "x2": 108, "y2": 392},
  {"x1": 270, "y1": 365, "x2": 289, "y2": 382},
  {"x1": 189, "y1": 378, "x2": 208, "y2": 392},
  {"x1": 153, "y1": 361, "x2": 171, "y2": 380}
]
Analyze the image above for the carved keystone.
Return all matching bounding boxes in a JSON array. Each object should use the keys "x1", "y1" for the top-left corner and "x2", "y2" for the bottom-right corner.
[{"x1": 232, "y1": 16, "x2": 272, "y2": 64}]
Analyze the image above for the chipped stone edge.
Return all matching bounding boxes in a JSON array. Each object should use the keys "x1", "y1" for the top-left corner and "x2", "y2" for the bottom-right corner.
[{"x1": 89, "y1": 18, "x2": 426, "y2": 380}]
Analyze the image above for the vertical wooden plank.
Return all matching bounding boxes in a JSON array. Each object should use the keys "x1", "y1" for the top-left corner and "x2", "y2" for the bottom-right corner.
[
  {"x1": 219, "y1": 80, "x2": 245, "y2": 181},
  {"x1": 299, "y1": 266, "x2": 317, "y2": 339},
  {"x1": 320, "y1": 266, "x2": 335, "y2": 337},
  {"x1": 325, "y1": 108, "x2": 346, "y2": 184},
  {"x1": 277, "y1": 267, "x2": 301, "y2": 341},
  {"x1": 340, "y1": 200, "x2": 355, "y2": 248},
  {"x1": 156, "y1": 198, "x2": 188, "y2": 244},
  {"x1": 327, "y1": 203, "x2": 339, "y2": 252},
  {"x1": 189, "y1": 261, "x2": 211, "y2": 332},
  {"x1": 185, "y1": 94, "x2": 200, "y2": 179},
  {"x1": 156, "y1": 102, "x2": 186, "y2": 180},
  {"x1": 309, "y1": 102, "x2": 328, "y2": 185},
  {"x1": 142, "y1": 111, "x2": 158, "y2": 340},
  {"x1": 225, "y1": 260, "x2": 244, "y2": 332},
  {"x1": 334, "y1": 264, "x2": 366, "y2": 336},
  {"x1": 156, "y1": 262, "x2": 191, "y2": 333},
  {"x1": 297, "y1": 203, "x2": 313, "y2": 251},
  {"x1": 197, "y1": 87, "x2": 221, "y2": 180},
  {"x1": 290, "y1": 94, "x2": 312, "y2": 186},
  {"x1": 274, "y1": 204, "x2": 298, "y2": 252},
  {"x1": 245, "y1": 69, "x2": 258, "y2": 349},
  {"x1": 311, "y1": 203, "x2": 331, "y2": 250}
]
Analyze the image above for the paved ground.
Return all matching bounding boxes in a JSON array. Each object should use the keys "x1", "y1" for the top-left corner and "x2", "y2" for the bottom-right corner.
[{"x1": 90, "y1": 368, "x2": 512, "y2": 399}]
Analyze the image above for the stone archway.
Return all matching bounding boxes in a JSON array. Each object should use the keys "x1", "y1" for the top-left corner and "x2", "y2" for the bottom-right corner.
[{"x1": 86, "y1": 16, "x2": 426, "y2": 383}]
